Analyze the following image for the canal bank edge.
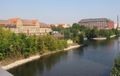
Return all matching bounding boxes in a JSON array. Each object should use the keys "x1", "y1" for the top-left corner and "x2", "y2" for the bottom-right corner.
[
  {"x1": 92, "y1": 35, "x2": 116, "y2": 40},
  {"x1": 1, "y1": 44, "x2": 81, "y2": 70}
]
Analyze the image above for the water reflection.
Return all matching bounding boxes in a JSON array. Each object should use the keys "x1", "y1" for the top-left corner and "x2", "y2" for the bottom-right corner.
[
  {"x1": 8, "y1": 38, "x2": 119, "y2": 76},
  {"x1": 8, "y1": 51, "x2": 68, "y2": 76},
  {"x1": 72, "y1": 47, "x2": 84, "y2": 57}
]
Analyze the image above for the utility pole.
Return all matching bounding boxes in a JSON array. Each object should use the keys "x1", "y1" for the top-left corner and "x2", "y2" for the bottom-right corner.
[
  {"x1": 117, "y1": 15, "x2": 120, "y2": 56},
  {"x1": 117, "y1": 15, "x2": 119, "y2": 29}
]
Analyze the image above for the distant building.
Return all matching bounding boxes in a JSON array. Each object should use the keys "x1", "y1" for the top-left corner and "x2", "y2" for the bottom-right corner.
[
  {"x1": 39, "y1": 22, "x2": 52, "y2": 35},
  {"x1": 0, "y1": 20, "x2": 8, "y2": 27},
  {"x1": 57, "y1": 24, "x2": 71, "y2": 28},
  {"x1": 51, "y1": 31, "x2": 64, "y2": 39},
  {"x1": 79, "y1": 18, "x2": 114, "y2": 29},
  {"x1": 114, "y1": 23, "x2": 118, "y2": 29},
  {"x1": 0, "y1": 18, "x2": 52, "y2": 35},
  {"x1": 50, "y1": 24, "x2": 71, "y2": 28}
]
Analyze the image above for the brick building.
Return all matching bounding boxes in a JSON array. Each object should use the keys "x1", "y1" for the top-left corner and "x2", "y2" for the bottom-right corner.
[
  {"x1": 79, "y1": 18, "x2": 114, "y2": 29},
  {"x1": 0, "y1": 18, "x2": 52, "y2": 35}
]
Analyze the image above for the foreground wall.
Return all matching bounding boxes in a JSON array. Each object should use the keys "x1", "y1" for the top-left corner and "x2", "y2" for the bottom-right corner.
[{"x1": 0, "y1": 68, "x2": 13, "y2": 76}]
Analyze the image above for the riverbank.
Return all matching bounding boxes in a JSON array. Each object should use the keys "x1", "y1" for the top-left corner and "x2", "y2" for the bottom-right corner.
[
  {"x1": 92, "y1": 37, "x2": 107, "y2": 40},
  {"x1": 92, "y1": 35, "x2": 116, "y2": 40},
  {"x1": 1, "y1": 44, "x2": 81, "y2": 70}
]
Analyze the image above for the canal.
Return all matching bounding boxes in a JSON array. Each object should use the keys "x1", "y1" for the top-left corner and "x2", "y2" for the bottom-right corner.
[{"x1": 8, "y1": 38, "x2": 119, "y2": 76}]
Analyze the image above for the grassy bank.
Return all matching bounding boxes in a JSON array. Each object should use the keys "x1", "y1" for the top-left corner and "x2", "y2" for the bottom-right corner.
[{"x1": 1, "y1": 44, "x2": 81, "y2": 70}]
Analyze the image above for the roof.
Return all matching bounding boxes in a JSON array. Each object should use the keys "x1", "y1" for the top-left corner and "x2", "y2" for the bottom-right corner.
[
  {"x1": 79, "y1": 18, "x2": 112, "y2": 23},
  {"x1": 0, "y1": 20, "x2": 8, "y2": 25},
  {"x1": 22, "y1": 19, "x2": 38, "y2": 26},
  {"x1": 40, "y1": 22, "x2": 50, "y2": 28},
  {"x1": 0, "y1": 18, "x2": 50, "y2": 27},
  {"x1": 9, "y1": 18, "x2": 20, "y2": 24}
]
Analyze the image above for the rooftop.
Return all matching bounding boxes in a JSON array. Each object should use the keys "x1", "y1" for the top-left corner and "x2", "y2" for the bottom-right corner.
[
  {"x1": 22, "y1": 19, "x2": 38, "y2": 26},
  {"x1": 79, "y1": 18, "x2": 113, "y2": 23},
  {"x1": 40, "y1": 22, "x2": 50, "y2": 28}
]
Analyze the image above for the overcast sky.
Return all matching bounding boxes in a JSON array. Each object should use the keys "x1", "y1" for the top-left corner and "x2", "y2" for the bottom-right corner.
[{"x1": 0, "y1": 0, "x2": 120, "y2": 24}]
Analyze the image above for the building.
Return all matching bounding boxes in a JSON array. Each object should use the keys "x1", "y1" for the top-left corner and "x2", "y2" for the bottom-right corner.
[
  {"x1": 50, "y1": 24, "x2": 71, "y2": 28},
  {"x1": 0, "y1": 18, "x2": 52, "y2": 35},
  {"x1": 0, "y1": 20, "x2": 8, "y2": 27},
  {"x1": 57, "y1": 24, "x2": 71, "y2": 28},
  {"x1": 39, "y1": 22, "x2": 52, "y2": 35},
  {"x1": 79, "y1": 18, "x2": 114, "y2": 29}
]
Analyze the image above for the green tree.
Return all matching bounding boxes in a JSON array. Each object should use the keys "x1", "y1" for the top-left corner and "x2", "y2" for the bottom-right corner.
[
  {"x1": 111, "y1": 56, "x2": 120, "y2": 76},
  {"x1": 85, "y1": 28, "x2": 99, "y2": 39}
]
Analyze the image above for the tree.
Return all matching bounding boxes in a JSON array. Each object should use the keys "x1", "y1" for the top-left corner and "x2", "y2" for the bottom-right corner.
[
  {"x1": 78, "y1": 33, "x2": 84, "y2": 44},
  {"x1": 72, "y1": 23, "x2": 81, "y2": 30},
  {"x1": 111, "y1": 56, "x2": 120, "y2": 76},
  {"x1": 85, "y1": 28, "x2": 99, "y2": 39},
  {"x1": 0, "y1": 27, "x2": 69, "y2": 60},
  {"x1": 37, "y1": 36, "x2": 46, "y2": 54},
  {"x1": 112, "y1": 29, "x2": 120, "y2": 36}
]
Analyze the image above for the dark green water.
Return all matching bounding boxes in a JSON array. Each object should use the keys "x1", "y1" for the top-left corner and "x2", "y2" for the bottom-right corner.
[{"x1": 8, "y1": 38, "x2": 120, "y2": 76}]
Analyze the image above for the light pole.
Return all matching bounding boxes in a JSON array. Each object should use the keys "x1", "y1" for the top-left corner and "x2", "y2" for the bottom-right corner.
[{"x1": 117, "y1": 15, "x2": 119, "y2": 29}]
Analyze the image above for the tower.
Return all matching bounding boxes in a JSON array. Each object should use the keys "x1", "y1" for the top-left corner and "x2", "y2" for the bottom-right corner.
[{"x1": 117, "y1": 15, "x2": 119, "y2": 29}]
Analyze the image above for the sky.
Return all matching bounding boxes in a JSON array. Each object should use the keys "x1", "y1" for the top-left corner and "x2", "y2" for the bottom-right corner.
[{"x1": 0, "y1": 0, "x2": 120, "y2": 24}]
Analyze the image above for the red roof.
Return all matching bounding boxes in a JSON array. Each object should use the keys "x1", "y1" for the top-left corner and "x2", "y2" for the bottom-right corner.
[{"x1": 22, "y1": 19, "x2": 38, "y2": 26}]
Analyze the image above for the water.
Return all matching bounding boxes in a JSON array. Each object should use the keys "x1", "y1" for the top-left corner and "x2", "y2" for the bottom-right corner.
[{"x1": 8, "y1": 38, "x2": 119, "y2": 76}]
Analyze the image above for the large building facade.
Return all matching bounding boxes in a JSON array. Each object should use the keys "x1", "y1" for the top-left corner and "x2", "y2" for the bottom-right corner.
[
  {"x1": 79, "y1": 18, "x2": 114, "y2": 29},
  {"x1": 0, "y1": 18, "x2": 52, "y2": 35}
]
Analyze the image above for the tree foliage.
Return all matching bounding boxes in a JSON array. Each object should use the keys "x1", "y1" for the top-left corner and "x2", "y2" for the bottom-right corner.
[
  {"x1": 0, "y1": 28, "x2": 67, "y2": 60},
  {"x1": 111, "y1": 56, "x2": 120, "y2": 76}
]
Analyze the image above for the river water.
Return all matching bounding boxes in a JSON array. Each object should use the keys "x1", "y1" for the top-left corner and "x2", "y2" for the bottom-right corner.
[{"x1": 8, "y1": 38, "x2": 120, "y2": 76}]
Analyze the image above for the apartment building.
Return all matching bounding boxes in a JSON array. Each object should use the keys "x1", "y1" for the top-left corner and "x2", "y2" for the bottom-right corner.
[{"x1": 79, "y1": 18, "x2": 114, "y2": 29}]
